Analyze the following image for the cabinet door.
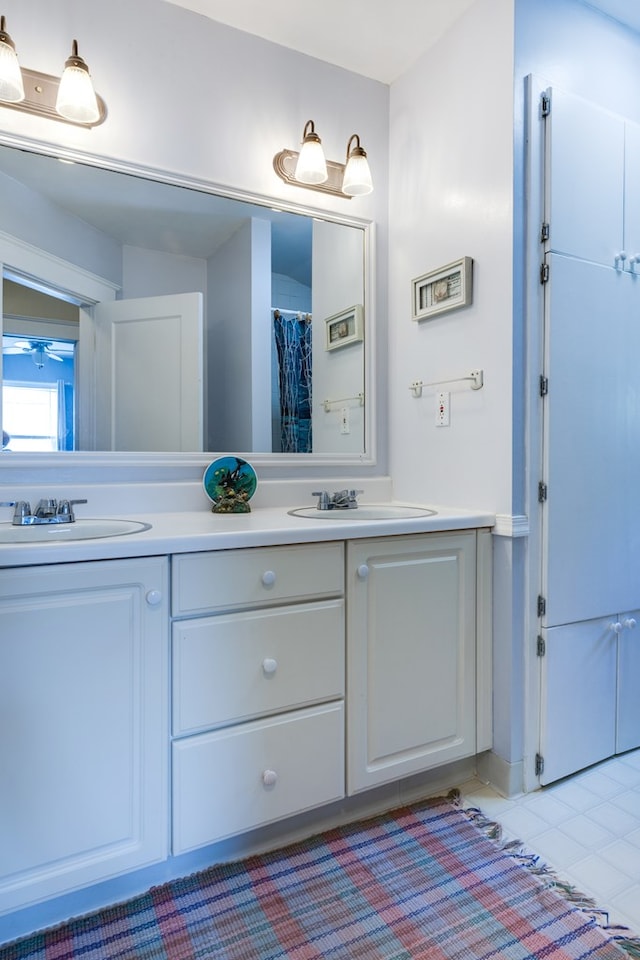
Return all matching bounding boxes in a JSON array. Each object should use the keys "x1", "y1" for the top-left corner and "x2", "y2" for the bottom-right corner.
[
  {"x1": 546, "y1": 86, "x2": 624, "y2": 266},
  {"x1": 617, "y1": 610, "x2": 640, "y2": 754},
  {"x1": 540, "y1": 617, "x2": 617, "y2": 785},
  {"x1": 543, "y1": 255, "x2": 638, "y2": 626},
  {"x1": 347, "y1": 532, "x2": 476, "y2": 794},
  {"x1": 0, "y1": 557, "x2": 169, "y2": 912}
]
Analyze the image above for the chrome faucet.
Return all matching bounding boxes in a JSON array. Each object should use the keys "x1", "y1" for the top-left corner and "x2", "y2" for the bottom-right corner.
[
  {"x1": 0, "y1": 498, "x2": 88, "y2": 525},
  {"x1": 312, "y1": 489, "x2": 363, "y2": 510}
]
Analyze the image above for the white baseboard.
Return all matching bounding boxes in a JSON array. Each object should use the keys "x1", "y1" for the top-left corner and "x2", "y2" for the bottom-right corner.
[{"x1": 476, "y1": 751, "x2": 525, "y2": 798}]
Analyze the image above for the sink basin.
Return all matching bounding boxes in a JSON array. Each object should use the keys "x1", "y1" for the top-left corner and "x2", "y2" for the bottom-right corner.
[
  {"x1": 0, "y1": 519, "x2": 151, "y2": 544},
  {"x1": 288, "y1": 504, "x2": 437, "y2": 521}
]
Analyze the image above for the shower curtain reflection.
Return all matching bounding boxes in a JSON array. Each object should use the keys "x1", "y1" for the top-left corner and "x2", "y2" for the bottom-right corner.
[{"x1": 273, "y1": 310, "x2": 312, "y2": 453}]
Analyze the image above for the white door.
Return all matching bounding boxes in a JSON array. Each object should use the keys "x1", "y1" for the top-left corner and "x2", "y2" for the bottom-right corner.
[
  {"x1": 0, "y1": 557, "x2": 169, "y2": 912},
  {"x1": 539, "y1": 617, "x2": 617, "y2": 785},
  {"x1": 93, "y1": 292, "x2": 203, "y2": 451},
  {"x1": 346, "y1": 532, "x2": 477, "y2": 795},
  {"x1": 545, "y1": 86, "x2": 624, "y2": 267},
  {"x1": 542, "y1": 255, "x2": 633, "y2": 627}
]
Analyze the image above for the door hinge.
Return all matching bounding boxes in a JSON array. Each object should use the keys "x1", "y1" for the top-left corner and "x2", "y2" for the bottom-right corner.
[
  {"x1": 539, "y1": 375, "x2": 549, "y2": 397},
  {"x1": 537, "y1": 595, "x2": 546, "y2": 617},
  {"x1": 537, "y1": 635, "x2": 546, "y2": 657},
  {"x1": 538, "y1": 481, "x2": 548, "y2": 502},
  {"x1": 540, "y1": 262, "x2": 550, "y2": 284},
  {"x1": 540, "y1": 93, "x2": 551, "y2": 117},
  {"x1": 535, "y1": 753, "x2": 545, "y2": 776},
  {"x1": 540, "y1": 222, "x2": 550, "y2": 242}
]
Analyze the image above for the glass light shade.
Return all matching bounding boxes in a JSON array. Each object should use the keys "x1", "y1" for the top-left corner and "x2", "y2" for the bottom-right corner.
[
  {"x1": 0, "y1": 37, "x2": 24, "y2": 103},
  {"x1": 56, "y1": 56, "x2": 99, "y2": 124},
  {"x1": 342, "y1": 154, "x2": 373, "y2": 197},
  {"x1": 295, "y1": 139, "x2": 328, "y2": 184}
]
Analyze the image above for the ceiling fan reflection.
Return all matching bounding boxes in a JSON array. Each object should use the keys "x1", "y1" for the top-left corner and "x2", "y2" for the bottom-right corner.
[{"x1": 3, "y1": 339, "x2": 65, "y2": 368}]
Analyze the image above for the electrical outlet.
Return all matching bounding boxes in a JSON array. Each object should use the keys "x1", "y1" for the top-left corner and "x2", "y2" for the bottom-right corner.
[
  {"x1": 340, "y1": 407, "x2": 350, "y2": 435},
  {"x1": 436, "y1": 391, "x2": 450, "y2": 427}
]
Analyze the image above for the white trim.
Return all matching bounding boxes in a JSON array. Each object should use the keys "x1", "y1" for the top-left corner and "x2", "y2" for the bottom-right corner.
[
  {"x1": 522, "y1": 74, "x2": 549, "y2": 794},
  {"x1": 476, "y1": 529, "x2": 494, "y2": 752},
  {"x1": 492, "y1": 514, "x2": 529, "y2": 538},
  {"x1": 0, "y1": 232, "x2": 119, "y2": 305},
  {"x1": 0, "y1": 138, "x2": 377, "y2": 478}
]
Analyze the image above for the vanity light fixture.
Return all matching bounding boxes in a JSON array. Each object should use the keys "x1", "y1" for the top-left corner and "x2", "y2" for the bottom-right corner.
[
  {"x1": 0, "y1": 17, "x2": 106, "y2": 127},
  {"x1": 0, "y1": 16, "x2": 24, "y2": 102},
  {"x1": 342, "y1": 134, "x2": 373, "y2": 197},
  {"x1": 294, "y1": 120, "x2": 328, "y2": 184},
  {"x1": 273, "y1": 120, "x2": 373, "y2": 199},
  {"x1": 55, "y1": 40, "x2": 100, "y2": 124}
]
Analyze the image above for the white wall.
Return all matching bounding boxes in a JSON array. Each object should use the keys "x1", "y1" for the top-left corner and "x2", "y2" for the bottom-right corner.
[
  {"x1": 0, "y1": 0, "x2": 389, "y2": 480},
  {"x1": 206, "y1": 221, "x2": 254, "y2": 451},
  {"x1": 387, "y1": 0, "x2": 515, "y2": 516},
  {"x1": 122, "y1": 247, "x2": 206, "y2": 300},
  {"x1": 0, "y1": 170, "x2": 121, "y2": 284}
]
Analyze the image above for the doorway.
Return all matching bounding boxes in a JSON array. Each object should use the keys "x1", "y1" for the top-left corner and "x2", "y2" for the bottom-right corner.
[{"x1": 2, "y1": 277, "x2": 80, "y2": 451}]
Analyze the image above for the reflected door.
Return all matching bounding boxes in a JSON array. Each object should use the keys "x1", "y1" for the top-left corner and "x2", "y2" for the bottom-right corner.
[{"x1": 92, "y1": 292, "x2": 204, "y2": 451}]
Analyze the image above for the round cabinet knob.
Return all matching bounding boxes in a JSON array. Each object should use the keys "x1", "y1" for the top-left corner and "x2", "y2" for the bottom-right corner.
[
  {"x1": 616, "y1": 251, "x2": 628, "y2": 268},
  {"x1": 261, "y1": 570, "x2": 276, "y2": 587},
  {"x1": 262, "y1": 769, "x2": 278, "y2": 787},
  {"x1": 262, "y1": 657, "x2": 278, "y2": 675},
  {"x1": 357, "y1": 564, "x2": 369, "y2": 580},
  {"x1": 624, "y1": 618, "x2": 637, "y2": 630},
  {"x1": 611, "y1": 621, "x2": 623, "y2": 634},
  {"x1": 145, "y1": 589, "x2": 162, "y2": 606}
]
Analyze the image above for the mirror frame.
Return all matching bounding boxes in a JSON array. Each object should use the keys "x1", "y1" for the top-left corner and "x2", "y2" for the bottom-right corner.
[{"x1": 0, "y1": 133, "x2": 377, "y2": 481}]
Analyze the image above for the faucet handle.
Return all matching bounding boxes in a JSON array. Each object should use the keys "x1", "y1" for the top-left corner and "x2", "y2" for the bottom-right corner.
[
  {"x1": 1, "y1": 500, "x2": 31, "y2": 523},
  {"x1": 58, "y1": 498, "x2": 88, "y2": 521},
  {"x1": 312, "y1": 490, "x2": 331, "y2": 510}
]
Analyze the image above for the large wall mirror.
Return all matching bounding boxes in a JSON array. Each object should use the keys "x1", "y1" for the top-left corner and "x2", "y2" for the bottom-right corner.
[{"x1": 0, "y1": 141, "x2": 373, "y2": 471}]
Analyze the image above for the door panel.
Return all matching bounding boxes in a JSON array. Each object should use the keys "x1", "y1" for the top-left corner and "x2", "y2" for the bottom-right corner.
[
  {"x1": 543, "y1": 255, "x2": 633, "y2": 626},
  {"x1": 540, "y1": 618, "x2": 617, "y2": 785},
  {"x1": 93, "y1": 292, "x2": 203, "y2": 451},
  {"x1": 546, "y1": 87, "x2": 624, "y2": 266}
]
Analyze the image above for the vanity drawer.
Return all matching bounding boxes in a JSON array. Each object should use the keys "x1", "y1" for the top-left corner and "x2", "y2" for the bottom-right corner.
[
  {"x1": 172, "y1": 599, "x2": 344, "y2": 735},
  {"x1": 172, "y1": 701, "x2": 344, "y2": 853},
  {"x1": 171, "y1": 542, "x2": 344, "y2": 616}
]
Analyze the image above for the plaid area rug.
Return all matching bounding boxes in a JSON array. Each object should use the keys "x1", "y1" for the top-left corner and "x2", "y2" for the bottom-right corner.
[{"x1": 2, "y1": 791, "x2": 639, "y2": 960}]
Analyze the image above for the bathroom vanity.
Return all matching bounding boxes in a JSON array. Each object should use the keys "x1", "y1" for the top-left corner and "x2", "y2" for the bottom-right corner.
[{"x1": 0, "y1": 499, "x2": 493, "y2": 939}]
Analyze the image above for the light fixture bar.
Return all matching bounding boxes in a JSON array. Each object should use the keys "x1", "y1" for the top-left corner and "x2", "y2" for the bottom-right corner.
[
  {"x1": 273, "y1": 148, "x2": 351, "y2": 199},
  {"x1": 0, "y1": 65, "x2": 106, "y2": 126}
]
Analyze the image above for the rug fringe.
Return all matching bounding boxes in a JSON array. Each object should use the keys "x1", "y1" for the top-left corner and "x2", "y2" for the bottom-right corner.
[{"x1": 446, "y1": 789, "x2": 640, "y2": 960}]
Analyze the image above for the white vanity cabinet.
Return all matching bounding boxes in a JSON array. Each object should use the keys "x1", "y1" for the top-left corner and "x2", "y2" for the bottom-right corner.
[
  {"x1": 346, "y1": 531, "x2": 491, "y2": 794},
  {"x1": 170, "y1": 542, "x2": 346, "y2": 854},
  {"x1": 0, "y1": 557, "x2": 169, "y2": 914}
]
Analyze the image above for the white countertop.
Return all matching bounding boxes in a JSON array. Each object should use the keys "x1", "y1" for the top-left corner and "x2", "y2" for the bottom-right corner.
[{"x1": 0, "y1": 503, "x2": 495, "y2": 568}]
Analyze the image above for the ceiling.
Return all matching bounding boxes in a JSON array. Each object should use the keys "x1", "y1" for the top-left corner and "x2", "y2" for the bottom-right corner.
[{"x1": 163, "y1": 0, "x2": 640, "y2": 85}]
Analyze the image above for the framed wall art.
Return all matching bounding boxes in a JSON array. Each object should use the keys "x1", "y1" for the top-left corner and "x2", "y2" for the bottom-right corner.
[
  {"x1": 325, "y1": 304, "x2": 364, "y2": 351},
  {"x1": 411, "y1": 256, "x2": 473, "y2": 321}
]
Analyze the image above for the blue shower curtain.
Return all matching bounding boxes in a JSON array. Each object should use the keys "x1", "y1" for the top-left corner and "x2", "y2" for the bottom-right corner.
[{"x1": 273, "y1": 310, "x2": 312, "y2": 453}]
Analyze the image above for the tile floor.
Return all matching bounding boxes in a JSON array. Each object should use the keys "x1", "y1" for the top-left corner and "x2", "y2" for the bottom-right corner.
[{"x1": 458, "y1": 749, "x2": 640, "y2": 935}]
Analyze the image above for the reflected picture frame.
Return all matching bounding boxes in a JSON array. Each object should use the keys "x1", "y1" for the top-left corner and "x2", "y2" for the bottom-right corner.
[
  {"x1": 411, "y1": 256, "x2": 473, "y2": 321},
  {"x1": 325, "y1": 304, "x2": 364, "y2": 351}
]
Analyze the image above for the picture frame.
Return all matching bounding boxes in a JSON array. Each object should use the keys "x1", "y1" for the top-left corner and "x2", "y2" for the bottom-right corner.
[
  {"x1": 325, "y1": 304, "x2": 364, "y2": 351},
  {"x1": 411, "y1": 256, "x2": 473, "y2": 321}
]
